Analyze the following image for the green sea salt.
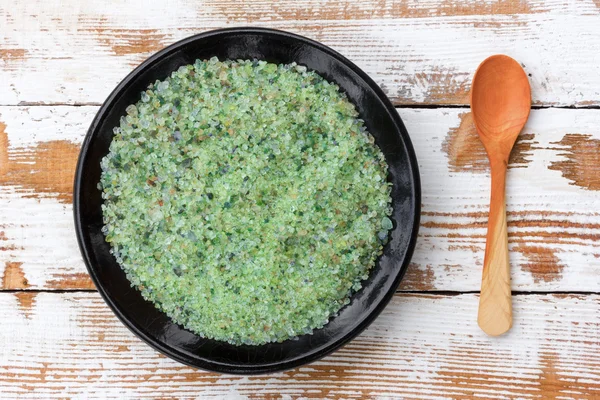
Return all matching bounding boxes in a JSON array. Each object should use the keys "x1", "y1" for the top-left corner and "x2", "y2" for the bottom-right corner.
[{"x1": 100, "y1": 57, "x2": 393, "y2": 345}]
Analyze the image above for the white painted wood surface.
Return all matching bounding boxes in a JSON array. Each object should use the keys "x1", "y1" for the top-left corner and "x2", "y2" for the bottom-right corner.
[
  {"x1": 1, "y1": 0, "x2": 600, "y2": 397},
  {"x1": 1, "y1": 0, "x2": 600, "y2": 106},
  {"x1": 1, "y1": 292, "x2": 599, "y2": 399}
]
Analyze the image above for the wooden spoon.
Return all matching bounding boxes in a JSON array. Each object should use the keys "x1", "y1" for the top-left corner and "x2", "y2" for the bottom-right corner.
[{"x1": 470, "y1": 55, "x2": 531, "y2": 336}]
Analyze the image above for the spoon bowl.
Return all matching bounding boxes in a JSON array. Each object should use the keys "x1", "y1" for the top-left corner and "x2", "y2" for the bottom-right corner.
[
  {"x1": 470, "y1": 54, "x2": 531, "y2": 336},
  {"x1": 472, "y1": 55, "x2": 531, "y2": 161}
]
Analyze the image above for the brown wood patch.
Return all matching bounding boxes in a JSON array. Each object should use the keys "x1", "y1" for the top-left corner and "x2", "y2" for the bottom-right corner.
[
  {"x1": 0, "y1": 122, "x2": 80, "y2": 203},
  {"x1": 421, "y1": 210, "x2": 594, "y2": 283},
  {"x1": 2, "y1": 261, "x2": 29, "y2": 289},
  {"x1": 422, "y1": 218, "x2": 600, "y2": 244},
  {"x1": 513, "y1": 244, "x2": 564, "y2": 283},
  {"x1": 0, "y1": 48, "x2": 29, "y2": 70},
  {"x1": 79, "y1": 17, "x2": 168, "y2": 61},
  {"x1": 442, "y1": 112, "x2": 538, "y2": 173},
  {"x1": 510, "y1": 133, "x2": 538, "y2": 166},
  {"x1": 442, "y1": 112, "x2": 489, "y2": 172},
  {"x1": 400, "y1": 263, "x2": 435, "y2": 291},
  {"x1": 47, "y1": 273, "x2": 95, "y2": 290},
  {"x1": 212, "y1": 0, "x2": 545, "y2": 22},
  {"x1": 539, "y1": 351, "x2": 600, "y2": 399},
  {"x1": 549, "y1": 133, "x2": 600, "y2": 191},
  {"x1": 0, "y1": 122, "x2": 8, "y2": 175},
  {"x1": 97, "y1": 29, "x2": 168, "y2": 56},
  {"x1": 15, "y1": 292, "x2": 38, "y2": 319},
  {"x1": 0, "y1": 48, "x2": 28, "y2": 60},
  {"x1": 0, "y1": 229, "x2": 21, "y2": 252}
]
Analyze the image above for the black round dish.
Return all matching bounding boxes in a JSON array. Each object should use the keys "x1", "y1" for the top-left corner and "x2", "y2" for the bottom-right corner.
[{"x1": 74, "y1": 27, "x2": 420, "y2": 374}]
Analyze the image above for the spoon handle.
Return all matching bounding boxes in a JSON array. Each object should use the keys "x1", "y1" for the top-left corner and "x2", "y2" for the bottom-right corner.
[{"x1": 478, "y1": 159, "x2": 512, "y2": 336}]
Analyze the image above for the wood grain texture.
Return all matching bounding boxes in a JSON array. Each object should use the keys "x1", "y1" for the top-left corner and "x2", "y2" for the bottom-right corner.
[
  {"x1": 0, "y1": 106, "x2": 94, "y2": 290},
  {"x1": 470, "y1": 54, "x2": 531, "y2": 336},
  {"x1": 411, "y1": 107, "x2": 600, "y2": 292},
  {"x1": 1, "y1": 106, "x2": 599, "y2": 292},
  {"x1": 0, "y1": 292, "x2": 599, "y2": 399},
  {"x1": 1, "y1": 0, "x2": 600, "y2": 106},
  {"x1": 477, "y1": 162, "x2": 513, "y2": 336},
  {"x1": 1, "y1": 2, "x2": 599, "y2": 397}
]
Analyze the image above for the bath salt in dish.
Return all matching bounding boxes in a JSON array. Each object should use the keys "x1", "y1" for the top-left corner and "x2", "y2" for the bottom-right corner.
[{"x1": 100, "y1": 57, "x2": 393, "y2": 345}]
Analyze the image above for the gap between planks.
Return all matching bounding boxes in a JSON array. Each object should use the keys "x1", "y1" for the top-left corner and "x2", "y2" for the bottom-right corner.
[
  {"x1": 2, "y1": 289, "x2": 600, "y2": 296},
  {"x1": 4, "y1": 103, "x2": 600, "y2": 110}
]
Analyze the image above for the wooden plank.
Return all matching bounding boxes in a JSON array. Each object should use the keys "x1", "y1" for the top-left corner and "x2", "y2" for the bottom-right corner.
[
  {"x1": 406, "y1": 107, "x2": 600, "y2": 291},
  {"x1": 1, "y1": 106, "x2": 599, "y2": 292},
  {"x1": 1, "y1": 0, "x2": 600, "y2": 106},
  {"x1": 0, "y1": 292, "x2": 599, "y2": 399},
  {"x1": 0, "y1": 106, "x2": 97, "y2": 290}
]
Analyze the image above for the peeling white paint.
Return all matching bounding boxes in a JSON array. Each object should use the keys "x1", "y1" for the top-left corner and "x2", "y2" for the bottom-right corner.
[
  {"x1": 1, "y1": 1, "x2": 600, "y2": 105},
  {"x1": 0, "y1": 293, "x2": 598, "y2": 398}
]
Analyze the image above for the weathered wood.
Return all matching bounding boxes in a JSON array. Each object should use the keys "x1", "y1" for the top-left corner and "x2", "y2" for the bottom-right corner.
[
  {"x1": 0, "y1": 292, "x2": 599, "y2": 399},
  {"x1": 1, "y1": 0, "x2": 600, "y2": 106},
  {"x1": 2, "y1": 2, "x2": 600, "y2": 398},
  {"x1": 0, "y1": 106, "x2": 96, "y2": 290},
  {"x1": 406, "y1": 107, "x2": 600, "y2": 292},
  {"x1": 0, "y1": 106, "x2": 598, "y2": 292}
]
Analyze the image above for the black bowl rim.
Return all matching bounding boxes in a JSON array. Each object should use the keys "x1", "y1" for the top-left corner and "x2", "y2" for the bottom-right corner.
[{"x1": 74, "y1": 27, "x2": 421, "y2": 374}]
